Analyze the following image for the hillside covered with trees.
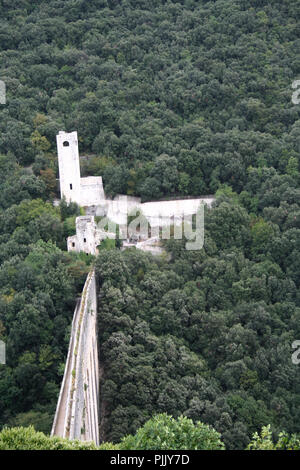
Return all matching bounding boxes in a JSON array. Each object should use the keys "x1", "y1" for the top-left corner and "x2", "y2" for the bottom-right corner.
[
  {"x1": 0, "y1": 0, "x2": 300, "y2": 450},
  {"x1": 1, "y1": 0, "x2": 300, "y2": 199}
]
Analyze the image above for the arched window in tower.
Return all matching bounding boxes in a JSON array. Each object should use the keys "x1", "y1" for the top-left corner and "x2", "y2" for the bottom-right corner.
[
  {"x1": 63, "y1": 141, "x2": 70, "y2": 147},
  {"x1": 70, "y1": 184, "x2": 73, "y2": 190}
]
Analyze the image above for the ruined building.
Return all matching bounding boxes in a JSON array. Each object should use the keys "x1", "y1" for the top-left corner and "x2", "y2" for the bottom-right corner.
[
  {"x1": 67, "y1": 216, "x2": 115, "y2": 256},
  {"x1": 57, "y1": 131, "x2": 215, "y2": 255}
]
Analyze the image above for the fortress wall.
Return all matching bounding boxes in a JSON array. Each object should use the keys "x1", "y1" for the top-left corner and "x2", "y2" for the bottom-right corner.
[
  {"x1": 141, "y1": 197, "x2": 215, "y2": 226},
  {"x1": 105, "y1": 196, "x2": 215, "y2": 227},
  {"x1": 80, "y1": 176, "x2": 105, "y2": 207}
]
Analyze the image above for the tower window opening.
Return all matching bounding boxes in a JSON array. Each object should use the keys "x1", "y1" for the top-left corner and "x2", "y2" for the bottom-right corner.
[
  {"x1": 70, "y1": 184, "x2": 73, "y2": 190},
  {"x1": 72, "y1": 242, "x2": 75, "y2": 247},
  {"x1": 84, "y1": 238, "x2": 87, "y2": 243},
  {"x1": 63, "y1": 141, "x2": 70, "y2": 147}
]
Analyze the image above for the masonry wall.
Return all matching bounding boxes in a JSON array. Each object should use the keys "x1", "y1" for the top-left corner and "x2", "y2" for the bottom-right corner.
[
  {"x1": 80, "y1": 176, "x2": 105, "y2": 206},
  {"x1": 102, "y1": 195, "x2": 215, "y2": 227},
  {"x1": 74, "y1": 216, "x2": 98, "y2": 255},
  {"x1": 57, "y1": 131, "x2": 81, "y2": 204}
]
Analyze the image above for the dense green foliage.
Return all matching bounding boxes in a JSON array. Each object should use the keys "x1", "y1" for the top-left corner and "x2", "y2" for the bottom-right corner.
[
  {"x1": 0, "y1": 0, "x2": 300, "y2": 451},
  {"x1": 0, "y1": 426, "x2": 99, "y2": 450},
  {"x1": 247, "y1": 425, "x2": 300, "y2": 450},
  {"x1": 96, "y1": 222, "x2": 300, "y2": 449},
  {"x1": 1, "y1": 415, "x2": 223, "y2": 451},
  {"x1": 1, "y1": 420, "x2": 299, "y2": 450},
  {"x1": 119, "y1": 413, "x2": 225, "y2": 450},
  {"x1": 0, "y1": 414, "x2": 223, "y2": 450}
]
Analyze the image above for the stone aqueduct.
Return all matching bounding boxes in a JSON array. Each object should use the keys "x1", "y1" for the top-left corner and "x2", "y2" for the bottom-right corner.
[{"x1": 51, "y1": 269, "x2": 100, "y2": 445}]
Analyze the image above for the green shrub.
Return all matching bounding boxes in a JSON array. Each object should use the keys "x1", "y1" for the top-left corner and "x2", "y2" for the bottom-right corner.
[
  {"x1": 119, "y1": 413, "x2": 225, "y2": 450},
  {"x1": 0, "y1": 427, "x2": 98, "y2": 450},
  {"x1": 98, "y1": 442, "x2": 120, "y2": 450},
  {"x1": 247, "y1": 425, "x2": 300, "y2": 450}
]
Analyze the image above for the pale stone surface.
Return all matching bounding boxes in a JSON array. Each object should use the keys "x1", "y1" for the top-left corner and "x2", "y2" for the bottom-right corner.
[
  {"x1": 106, "y1": 194, "x2": 141, "y2": 225},
  {"x1": 141, "y1": 197, "x2": 214, "y2": 227},
  {"x1": 80, "y1": 176, "x2": 105, "y2": 207},
  {"x1": 122, "y1": 237, "x2": 165, "y2": 256},
  {"x1": 67, "y1": 216, "x2": 115, "y2": 256},
  {"x1": 57, "y1": 131, "x2": 81, "y2": 205},
  {"x1": 57, "y1": 131, "x2": 105, "y2": 206},
  {"x1": 92, "y1": 195, "x2": 214, "y2": 227}
]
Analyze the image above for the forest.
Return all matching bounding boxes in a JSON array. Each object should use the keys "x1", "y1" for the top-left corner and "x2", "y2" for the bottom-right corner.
[{"x1": 0, "y1": 0, "x2": 300, "y2": 450}]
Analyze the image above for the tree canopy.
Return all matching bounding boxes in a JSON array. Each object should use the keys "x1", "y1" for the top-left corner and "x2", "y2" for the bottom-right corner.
[{"x1": 0, "y1": 0, "x2": 300, "y2": 450}]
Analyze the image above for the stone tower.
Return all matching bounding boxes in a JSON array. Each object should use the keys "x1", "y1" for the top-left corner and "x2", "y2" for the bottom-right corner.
[{"x1": 57, "y1": 131, "x2": 81, "y2": 204}]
